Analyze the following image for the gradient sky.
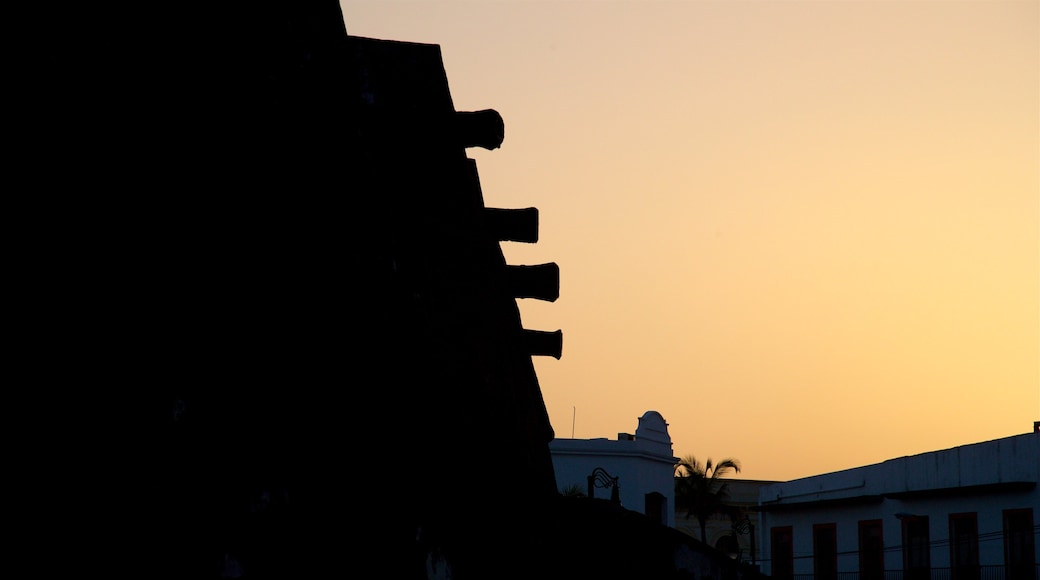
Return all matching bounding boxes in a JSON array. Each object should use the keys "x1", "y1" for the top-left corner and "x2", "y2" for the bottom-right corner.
[{"x1": 341, "y1": 0, "x2": 1039, "y2": 482}]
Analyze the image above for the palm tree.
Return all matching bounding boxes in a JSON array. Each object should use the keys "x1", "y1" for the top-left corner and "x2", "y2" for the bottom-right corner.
[
  {"x1": 559, "y1": 483, "x2": 587, "y2": 497},
  {"x1": 674, "y1": 455, "x2": 742, "y2": 543}
]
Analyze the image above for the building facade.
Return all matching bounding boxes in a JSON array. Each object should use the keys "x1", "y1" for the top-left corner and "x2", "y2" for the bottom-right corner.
[
  {"x1": 550, "y1": 410, "x2": 680, "y2": 527},
  {"x1": 756, "y1": 431, "x2": 1039, "y2": 580}
]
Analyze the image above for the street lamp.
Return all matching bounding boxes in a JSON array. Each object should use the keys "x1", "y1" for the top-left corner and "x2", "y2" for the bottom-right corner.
[
  {"x1": 733, "y1": 514, "x2": 756, "y2": 565},
  {"x1": 587, "y1": 467, "x2": 621, "y2": 505}
]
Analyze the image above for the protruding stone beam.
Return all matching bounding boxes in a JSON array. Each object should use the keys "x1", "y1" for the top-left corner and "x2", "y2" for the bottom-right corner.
[
  {"x1": 483, "y1": 207, "x2": 538, "y2": 243},
  {"x1": 452, "y1": 109, "x2": 504, "y2": 150},
  {"x1": 522, "y1": 329, "x2": 563, "y2": 360},
  {"x1": 504, "y1": 263, "x2": 559, "y2": 302}
]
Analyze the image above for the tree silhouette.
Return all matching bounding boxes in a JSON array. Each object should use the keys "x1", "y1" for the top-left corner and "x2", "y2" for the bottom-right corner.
[
  {"x1": 560, "y1": 483, "x2": 587, "y2": 497},
  {"x1": 674, "y1": 455, "x2": 742, "y2": 543}
]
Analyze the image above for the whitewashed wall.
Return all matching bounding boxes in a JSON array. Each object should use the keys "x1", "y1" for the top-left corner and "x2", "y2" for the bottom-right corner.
[
  {"x1": 550, "y1": 410, "x2": 680, "y2": 528},
  {"x1": 756, "y1": 432, "x2": 1039, "y2": 576}
]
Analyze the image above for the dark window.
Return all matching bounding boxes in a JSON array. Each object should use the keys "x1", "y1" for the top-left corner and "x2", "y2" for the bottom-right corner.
[
  {"x1": 814, "y1": 523, "x2": 838, "y2": 580},
  {"x1": 771, "y1": 526, "x2": 794, "y2": 580},
  {"x1": 644, "y1": 492, "x2": 666, "y2": 526},
  {"x1": 1003, "y1": 508, "x2": 1036, "y2": 580},
  {"x1": 859, "y1": 519, "x2": 884, "y2": 580},
  {"x1": 901, "y1": 515, "x2": 930, "y2": 580},
  {"x1": 949, "y1": 512, "x2": 979, "y2": 580}
]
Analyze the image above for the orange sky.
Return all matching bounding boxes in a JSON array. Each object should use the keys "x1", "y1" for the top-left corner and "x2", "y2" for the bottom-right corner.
[{"x1": 341, "y1": 0, "x2": 1039, "y2": 482}]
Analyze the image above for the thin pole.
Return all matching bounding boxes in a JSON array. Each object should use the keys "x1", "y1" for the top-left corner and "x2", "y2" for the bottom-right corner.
[{"x1": 571, "y1": 406, "x2": 576, "y2": 438}]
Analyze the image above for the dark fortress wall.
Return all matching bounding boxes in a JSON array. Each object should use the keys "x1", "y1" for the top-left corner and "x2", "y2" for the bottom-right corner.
[
  {"x1": 339, "y1": 33, "x2": 566, "y2": 576},
  {"x1": 17, "y1": 3, "x2": 767, "y2": 579},
  {"x1": 18, "y1": 1, "x2": 562, "y2": 577}
]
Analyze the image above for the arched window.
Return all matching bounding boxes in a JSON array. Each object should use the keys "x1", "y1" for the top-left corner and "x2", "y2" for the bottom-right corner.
[{"x1": 716, "y1": 534, "x2": 740, "y2": 560}]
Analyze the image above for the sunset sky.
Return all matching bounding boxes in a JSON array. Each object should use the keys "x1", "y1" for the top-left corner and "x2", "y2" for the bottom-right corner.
[{"x1": 341, "y1": 0, "x2": 1039, "y2": 482}]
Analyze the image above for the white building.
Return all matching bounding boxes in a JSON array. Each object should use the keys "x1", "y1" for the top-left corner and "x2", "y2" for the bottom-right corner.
[
  {"x1": 756, "y1": 431, "x2": 1039, "y2": 580},
  {"x1": 550, "y1": 410, "x2": 680, "y2": 527}
]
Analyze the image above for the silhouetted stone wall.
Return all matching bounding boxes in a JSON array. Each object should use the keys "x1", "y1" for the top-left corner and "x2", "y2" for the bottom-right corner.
[{"x1": 17, "y1": 3, "x2": 771, "y2": 579}]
